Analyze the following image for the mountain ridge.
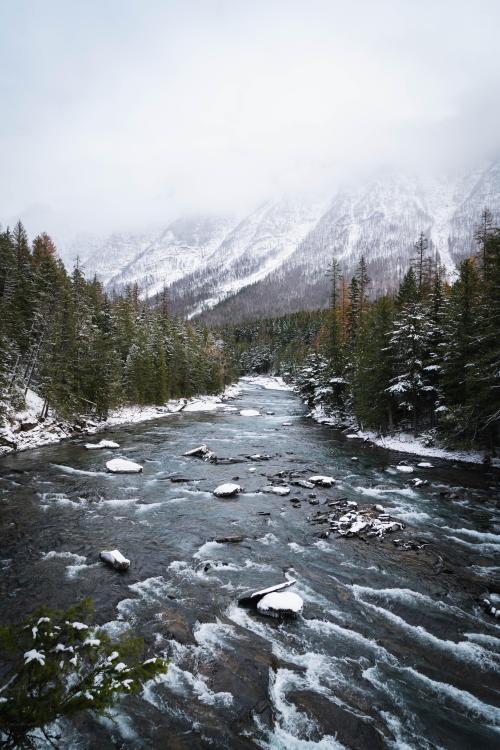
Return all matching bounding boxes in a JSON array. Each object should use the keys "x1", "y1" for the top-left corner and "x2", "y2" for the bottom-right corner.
[{"x1": 73, "y1": 161, "x2": 500, "y2": 322}]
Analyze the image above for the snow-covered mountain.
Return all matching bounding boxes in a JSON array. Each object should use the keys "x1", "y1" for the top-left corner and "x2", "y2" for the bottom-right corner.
[
  {"x1": 75, "y1": 161, "x2": 500, "y2": 322},
  {"x1": 102, "y1": 216, "x2": 236, "y2": 298}
]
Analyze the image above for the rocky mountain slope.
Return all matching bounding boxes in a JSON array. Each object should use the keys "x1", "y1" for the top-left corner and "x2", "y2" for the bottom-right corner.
[{"x1": 74, "y1": 161, "x2": 500, "y2": 321}]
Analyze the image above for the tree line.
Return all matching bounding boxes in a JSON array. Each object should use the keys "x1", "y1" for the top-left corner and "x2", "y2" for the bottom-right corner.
[
  {"x1": 0, "y1": 222, "x2": 230, "y2": 421},
  {"x1": 224, "y1": 211, "x2": 500, "y2": 452}
]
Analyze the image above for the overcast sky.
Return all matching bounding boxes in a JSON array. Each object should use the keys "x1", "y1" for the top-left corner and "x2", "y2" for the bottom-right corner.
[{"x1": 1, "y1": 0, "x2": 499, "y2": 240}]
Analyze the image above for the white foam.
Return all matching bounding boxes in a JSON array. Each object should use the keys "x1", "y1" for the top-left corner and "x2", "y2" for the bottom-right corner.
[
  {"x1": 42, "y1": 551, "x2": 86, "y2": 563},
  {"x1": 193, "y1": 620, "x2": 238, "y2": 651},
  {"x1": 50, "y1": 464, "x2": 106, "y2": 476},
  {"x1": 193, "y1": 540, "x2": 224, "y2": 559},
  {"x1": 354, "y1": 597, "x2": 499, "y2": 671},
  {"x1": 135, "y1": 502, "x2": 163, "y2": 513},
  {"x1": 152, "y1": 664, "x2": 233, "y2": 707},
  {"x1": 256, "y1": 532, "x2": 279, "y2": 545},
  {"x1": 305, "y1": 619, "x2": 397, "y2": 665},
  {"x1": 66, "y1": 563, "x2": 99, "y2": 579},
  {"x1": 441, "y1": 526, "x2": 500, "y2": 544},
  {"x1": 403, "y1": 666, "x2": 500, "y2": 726}
]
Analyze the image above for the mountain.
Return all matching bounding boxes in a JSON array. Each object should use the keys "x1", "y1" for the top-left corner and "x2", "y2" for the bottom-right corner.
[{"x1": 75, "y1": 161, "x2": 500, "y2": 322}]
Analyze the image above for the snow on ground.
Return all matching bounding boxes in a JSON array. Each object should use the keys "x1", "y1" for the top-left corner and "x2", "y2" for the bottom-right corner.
[
  {"x1": 0, "y1": 382, "x2": 242, "y2": 458},
  {"x1": 240, "y1": 375, "x2": 292, "y2": 391},
  {"x1": 309, "y1": 404, "x2": 499, "y2": 466}
]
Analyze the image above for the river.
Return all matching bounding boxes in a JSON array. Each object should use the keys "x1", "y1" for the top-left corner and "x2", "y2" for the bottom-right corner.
[{"x1": 0, "y1": 378, "x2": 499, "y2": 749}]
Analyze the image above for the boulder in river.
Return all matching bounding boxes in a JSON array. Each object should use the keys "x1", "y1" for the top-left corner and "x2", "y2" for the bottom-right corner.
[
  {"x1": 292, "y1": 479, "x2": 315, "y2": 489},
  {"x1": 106, "y1": 458, "x2": 143, "y2": 474},
  {"x1": 309, "y1": 475, "x2": 335, "y2": 487},
  {"x1": 262, "y1": 485, "x2": 291, "y2": 496},
  {"x1": 214, "y1": 535, "x2": 245, "y2": 543},
  {"x1": 257, "y1": 591, "x2": 304, "y2": 618},
  {"x1": 85, "y1": 439, "x2": 120, "y2": 450},
  {"x1": 100, "y1": 549, "x2": 130, "y2": 570},
  {"x1": 247, "y1": 453, "x2": 271, "y2": 461},
  {"x1": 183, "y1": 444, "x2": 216, "y2": 461},
  {"x1": 238, "y1": 579, "x2": 296, "y2": 605},
  {"x1": 240, "y1": 409, "x2": 260, "y2": 417},
  {"x1": 213, "y1": 482, "x2": 242, "y2": 497},
  {"x1": 395, "y1": 463, "x2": 414, "y2": 473}
]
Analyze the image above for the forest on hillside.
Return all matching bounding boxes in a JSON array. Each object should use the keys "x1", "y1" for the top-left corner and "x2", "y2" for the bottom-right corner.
[
  {"x1": 0, "y1": 223, "x2": 231, "y2": 425},
  {"x1": 223, "y1": 212, "x2": 500, "y2": 453}
]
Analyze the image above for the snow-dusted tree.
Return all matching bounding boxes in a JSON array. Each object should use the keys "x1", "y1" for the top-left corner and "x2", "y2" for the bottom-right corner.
[
  {"x1": 0, "y1": 599, "x2": 167, "y2": 749},
  {"x1": 385, "y1": 301, "x2": 440, "y2": 431}
]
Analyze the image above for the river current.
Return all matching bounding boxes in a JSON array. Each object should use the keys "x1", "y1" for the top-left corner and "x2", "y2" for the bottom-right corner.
[{"x1": 0, "y1": 378, "x2": 499, "y2": 749}]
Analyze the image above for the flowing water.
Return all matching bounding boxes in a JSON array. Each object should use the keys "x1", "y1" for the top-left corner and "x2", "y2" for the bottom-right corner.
[{"x1": 0, "y1": 378, "x2": 499, "y2": 749}]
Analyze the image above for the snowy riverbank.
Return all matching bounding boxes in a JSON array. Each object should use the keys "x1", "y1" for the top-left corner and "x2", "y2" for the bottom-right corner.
[
  {"x1": 309, "y1": 403, "x2": 500, "y2": 467},
  {"x1": 0, "y1": 383, "x2": 242, "y2": 457}
]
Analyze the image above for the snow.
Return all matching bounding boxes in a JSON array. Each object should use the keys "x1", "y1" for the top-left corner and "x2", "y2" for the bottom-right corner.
[
  {"x1": 262, "y1": 485, "x2": 291, "y2": 496},
  {"x1": 395, "y1": 464, "x2": 414, "y2": 473},
  {"x1": 244, "y1": 579, "x2": 296, "y2": 600},
  {"x1": 24, "y1": 649, "x2": 46, "y2": 666},
  {"x1": 100, "y1": 549, "x2": 131, "y2": 570},
  {"x1": 307, "y1": 408, "x2": 499, "y2": 466},
  {"x1": 257, "y1": 591, "x2": 304, "y2": 616},
  {"x1": 0, "y1": 382, "x2": 241, "y2": 458},
  {"x1": 106, "y1": 458, "x2": 143, "y2": 474},
  {"x1": 309, "y1": 475, "x2": 335, "y2": 487},
  {"x1": 239, "y1": 409, "x2": 260, "y2": 416},
  {"x1": 213, "y1": 483, "x2": 242, "y2": 498},
  {"x1": 84, "y1": 440, "x2": 120, "y2": 449},
  {"x1": 240, "y1": 375, "x2": 292, "y2": 391}
]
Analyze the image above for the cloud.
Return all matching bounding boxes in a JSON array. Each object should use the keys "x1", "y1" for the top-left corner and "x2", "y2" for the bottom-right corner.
[{"x1": 1, "y1": 0, "x2": 499, "y2": 242}]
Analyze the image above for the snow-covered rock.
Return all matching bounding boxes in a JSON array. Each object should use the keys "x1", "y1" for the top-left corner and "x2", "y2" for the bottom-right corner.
[
  {"x1": 395, "y1": 464, "x2": 414, "y2": 473},
  {"x1": 184, "y1": 444, "x2": 216, "y2": 461},
  {"x1": 257, "y1": 591, "x2": 304, "y2": 617},
  {"x1": 309, "y1": 475, "x2": 335, "y2": 487},
  {"x1": 262, "y1": 485, "x2": 291, "y2": 496},
  {"x1": 213, "y1": 483, "x2": 242, "y2": 498},
  {"x1": 85, "y1": 440, "x2": 120, "y2": 450},
  {"x1": 106, "y1": 458, "x2": 143, "y2": 474},
  {"x1": 239, "y1": 579, "x2": 296, "y2": 604},
  {"x1": 417, "y1": 462, "x2": 433, "y2": 468},
  {"x1": 100, "y1": 549, "x2": 130, "y2": 570},
  {"x1": 239, "y1": 409, "x2": 260, "y2": 417}
]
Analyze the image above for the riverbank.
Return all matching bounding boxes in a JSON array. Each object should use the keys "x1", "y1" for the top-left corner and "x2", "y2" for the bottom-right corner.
[
  {"x1": 309, "y1": 402, "x2": 500, "y2": 467},
  {"x1": 0, "y1": 382, "x2": 242, "y2": 457}
]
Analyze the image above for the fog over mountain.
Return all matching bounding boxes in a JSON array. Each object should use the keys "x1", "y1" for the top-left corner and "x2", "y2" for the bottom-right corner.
[
  {"x1": 1, "y1": 1, "x2": 499, "y2": 238},
  {"x1": 1, "y1": 1, "x2": 499, "y2": 320}
]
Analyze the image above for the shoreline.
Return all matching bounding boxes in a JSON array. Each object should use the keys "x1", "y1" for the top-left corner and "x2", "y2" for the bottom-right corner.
[
  {"x1": 308, "y1": 403, "x2": 500, "y2": 468},
  {"x1": 0, "y1": 383, "x2": 242, "y2": 458}
]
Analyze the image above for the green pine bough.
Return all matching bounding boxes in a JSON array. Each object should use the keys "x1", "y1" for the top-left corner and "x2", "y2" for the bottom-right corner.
[{"x1": 0, "y1": 599, "x2": 168, "y2": 749}]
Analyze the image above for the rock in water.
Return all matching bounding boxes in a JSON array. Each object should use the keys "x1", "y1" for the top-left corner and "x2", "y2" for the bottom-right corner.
[
  {"x1": 309, "y1": 475, "x2": 335, "y2": 487},
  {"x1": 215, "y1": 535, "x2": 244, "y2": 543},
  {"x1": 184, "y1": 444, "x2": 216, "y2": 461},
  {"x1": 106, "y1": 458, "x2": 143, "y2": 474},
  {"x1": 257, "y1": 591, "x2": 304, "y2": 617},
  {"x1": 239, "y1": 409, "x2": 260, "y2": 417},
  {"x1": 262, "y1": 485, "x2": 291, "y2": 496},
  {"x1": 100, "y1": 549, "x2": 130, "y2": 570},
  {"x1": 396, "y1": 464, "x2": 414, "y2": 473},
  {"x1": 213, "y1": 483, "x2": 242, "y2": 497},
  {"x1": 85, "y1": 440, "x2": 120, "y2": 450},
  {"x1": 238, "y1": 579, "x2": 296, "y2": 605}
]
